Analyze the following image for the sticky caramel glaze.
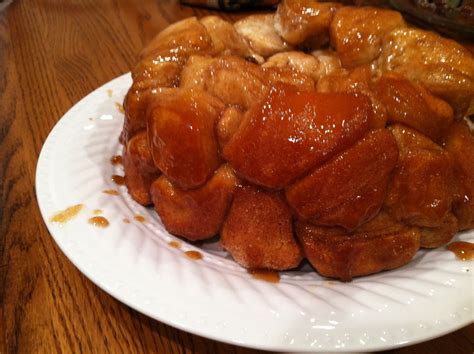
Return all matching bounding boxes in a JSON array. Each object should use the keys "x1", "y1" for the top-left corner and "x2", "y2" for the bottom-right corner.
[
  {"x1": 123, "y1": 131, "x2": 161, "y2": 205},
  {"x1": 221, "y1": 185, "x2": 303, "y2": 270},
  {"x1": 88, "y1": 216, "x2": 110, "y2": 228},
  {"x1": 224, "y1": 85, "x2": 371, "y2": 189},
  {"x1": 168, "y1": 240, "x2": 182, "y2": 249},
  {"x1": 248, "y1": 270, "x2": 280, "y2": 283},
  {"x1": 134, "y1": 215, "x2": 146, "y2": 223},
  {"x1": 443, "y1": 121, "x2": 474, "y2": 230},
  {"x1": 103, "y1": 189, "x2": 120, "y2": 196},
  {"x1": 275, "y1": 0, "x2": 341, "y2": 46},
  {"x1": 447, "y1": 241, "x2": 474, "y2": 261},
  {"x1": 296, "y1": 213, "x2": 421, "y2": 281},
  {"x1": 286, "y1": 129, "x2": 398, "y2": 231},
  {"x1": 330, "y1": 7, "x2": 406, "y2": 68},
  {"x1": 50, "y1": 204, "x2": 84, "y2": 225},
  {"x1": 147, "y1": 88, "x2": 224, "y2": 190},
  {"x1": 420, "y1": 213, "x2": 458, "y2": 248},
  {"x1": 386, "y1": 125, "x2": 454, "y2": 228},
  {"x1": 115, "y1": 102, "x2": 125, "y2": 114},
  {"x1": 184, "y1": 250, "x2": 203, "y2": 260},
  {"x1": 150, "y1": 164, "x2": 239, "y2": 241},
  {"x1": 376, "y1": 73, "x2": 454, "y2": 142},
  {"x1": 111, "y1": 175, "x2": 125, "y2": 186},
  {"x1": 110, "y1": 155, "x2": 122, "y2": 165}
]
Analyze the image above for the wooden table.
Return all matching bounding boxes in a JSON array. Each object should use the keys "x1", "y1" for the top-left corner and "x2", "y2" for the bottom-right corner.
[{"x1": 0, "y1": 0, "x2": 472, "y2": 353}]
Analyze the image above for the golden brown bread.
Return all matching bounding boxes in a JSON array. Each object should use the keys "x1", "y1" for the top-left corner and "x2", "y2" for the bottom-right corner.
[
  {"x1": 443, "y1": 121, "x2": 474, "y2": 230},
  {"x1": 379, "y1": 28, "x2": 474, "y2": 118},
  {"x1": 120, "y1": 1, "x2": 474, "y2": 279},
  {"x1": 151, "y1": 165, "x2": 239, "y2": 240},
  {"x1": 146, "y1": 88, "x2": 224, "y2": 190},
  {"x1": 221, "y1": 185, "x2": 303, "y2": 270},
  {"x1": 386, "y1": 125, "x2": 454, "y2": 228},
  {"x1": 376, "y1": 73, "x2": 454, "y2": 142},
  {"x1": 420, "y1": 213, "x2": 458, "y2": 248},
  {"x1": 224, "y1": 86, "x2": 371, "y2": 188},
  {"x1": 275, "y1": 0, "x2": 340, "y2": 47},
  {"x1": 296, "y1": 213, "x2": 421, "y2": 281},
  {"x1": 286, "y1": 129, "x2": 398, "y2": 231},
  {"x1": 123, "y1": 131, "x2": 161, "y2": 205},
  {"x1": 330, "y1": 7, "x2": 406, "y2": 68}
]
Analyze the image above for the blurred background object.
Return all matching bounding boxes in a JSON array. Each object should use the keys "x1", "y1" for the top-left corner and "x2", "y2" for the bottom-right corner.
[
  {"x1": 180, "y1": 0, "x2": 473, "y2": 39},
  {"x1": 389, "y1": 0, "x2": 474, "y2": 39},
  {"x1": 0, "y1": 0, "x2": 13, "y2": 12},
  {"x1": 180, "y1": 0, "x2": 279, "y2": 10}
]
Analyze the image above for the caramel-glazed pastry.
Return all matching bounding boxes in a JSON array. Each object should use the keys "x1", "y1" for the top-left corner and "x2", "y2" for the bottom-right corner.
[{"x1": 121, "y1": 0, "x2": 474, "y2": 281}]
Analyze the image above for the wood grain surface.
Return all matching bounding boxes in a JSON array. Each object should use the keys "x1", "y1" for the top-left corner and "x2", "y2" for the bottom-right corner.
[{"x1": 0, "y1": 0, "x2": 472, "y2": 353}]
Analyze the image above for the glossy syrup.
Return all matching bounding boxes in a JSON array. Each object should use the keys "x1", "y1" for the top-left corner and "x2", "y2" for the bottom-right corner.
[
  {"x1": 168, "y1": 240, "x2": 182, "y2": 249},
  {"x1": 103, "y1": 189, "x2": 120, "y2": 196},
  {"x1": 447, "y1": 241, "x2": 474, "y2": 261},
  {"x1": 134, "y1": 215, "x2": 146, "y2": 223},
  {"x1": 88, "y1": 216, "x2": 110, "y2": 228},
  {"x1": 248, "y1": 270, "x2": 280, "y2": 283},
  {"x1": 110, "y1": 155, "x2": 122, "y2": 165},
  {"x1": 111, "y1": 175, "x2": 125, "y2": 186},
  {"x1": 184, "y1": 250, "x2": 203, "y2": 260},
  {"x1": 50, "y1": 204, "x2": 84, "y2": 225}
]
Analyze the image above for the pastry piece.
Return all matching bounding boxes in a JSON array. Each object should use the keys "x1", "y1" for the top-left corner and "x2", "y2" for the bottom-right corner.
[
  {"x1": 420, "y1": 213, "x2": 458, "y2": 248},
  {"x1": 221, "y1": 185, "x2": 303, "y2": 270},
  {"x1": 263, "y1": 51, "x2": 322, "y2": 81},
  {"x1": 376, "y1": 73, "x2": 454, "y2": 142},
  {"x1": 386, "y1": 125, "x2": 454, "y2": 228},
  {"x1": 123, "y1": 131, "x2": 161, "y2": 205},
  {"x1": 310, "y1": 50, "x2": 341, "y2": 78},
  {"x1": 274, "y1": 0, "x2": 341, "y2": 47},
  {"x1": 147, "y1": 88, "x2": 224, "y2": 190},
  {"x1": 296, "y1": 212, "x2": 421, "y2": 281},
  {"x1": 330, "y1": 7, "x2": 406, "y2": 68},
  {"x1": 179, "y1": 55, "x2": 216, "y2": 90},
  {"x1": 263, "y1": 66, "x2": 315, "y2": 92},
  {"x1": 234, "y1": 14, "x2": 291, "y2": 57},
  {"x1": 317, "y1": 65, "x2": 387, "y2": 129},
  {"x1": 121, "y1": 61, "x2": 180, "y2": 142},
  {"x1": 286, "y1": 129, "x2": 398, "y2": 231},
  {"x1": 443, "y1": 121, "x2": 474, "y2": 230},
  {"x1": 199, "y1": 16, "x2": 251, "y2": 57},
  {"x1": 139, "y1": 17, "x2": 213, "y2": 61},
  {"x1": 217, "y1": 106, "x2": 244, "y2": 149},
  {"x1": 206, "y1": 56, "x2": 269, "y2": 109},
  {"x1": 151, "y1": 165, "x2": 239, "y2": 240},
  {"x1": 379, "y1": 28, "x2": 474, "y2": 117},
  {"x1": 224, "y1": 87, "x2": 371, "y2": 188}
]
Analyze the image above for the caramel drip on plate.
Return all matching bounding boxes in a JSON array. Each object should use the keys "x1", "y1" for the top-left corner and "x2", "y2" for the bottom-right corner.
[
  {"x1": 185, "y1": 250, "x2": 203, "y2": 260},
  {"x1": 50, "y1": 204, "x2": 84, "y2": 225},
  {"x1": 111, "y1": 175, "x2": 125, "y2": 186},
  {"x1": 134, "y1": 215, "x2": 146, "y2": 223},
  {"x1": 115, "y1": 102, "x2": 124, "y2": 114},
  {"x1": 447, "y1": 241, "x2": 474, "y2": 261},
  {"x1": 123, "y1": 218, "x2": 130, "y2": 224},
  {"x1": 248, "y1": 270, "x2": 280, "y2": 283},
  {"x1": 88, "y1": 216, "x2": 110, "y2": 228},
  {"x1": 93, "y1": 209, "x2": 103, "y2": 215},
  {"x1": 169, "y1": 240, "x2": 182, "y2": 249},
  {"x1": 110, "y1": 155, "x2": 122, "y2": 165},
  {"x1": 103, "y1": 189, "x2": 120, "y2": 196}
]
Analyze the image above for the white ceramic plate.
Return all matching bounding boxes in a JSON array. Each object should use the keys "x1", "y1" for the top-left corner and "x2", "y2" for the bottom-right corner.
[{"x1": 36, "y1": 73, "x2": 474, "y2": 353}]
